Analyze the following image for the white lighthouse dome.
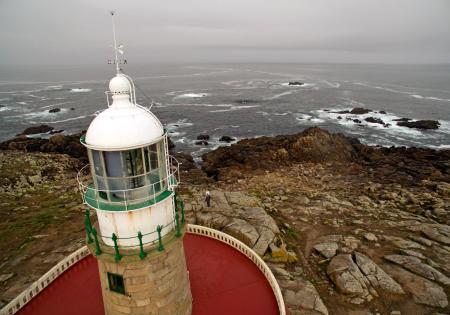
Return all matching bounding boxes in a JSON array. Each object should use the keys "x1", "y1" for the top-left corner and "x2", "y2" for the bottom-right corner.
[{"x1": 84, "y1": 75, "x2": 164, "y2": 150}]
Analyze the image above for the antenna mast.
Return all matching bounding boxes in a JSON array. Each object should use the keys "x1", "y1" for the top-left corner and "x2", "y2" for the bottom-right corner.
[{"x1": 110, "y1": 10, "x2": 120, "y2": 74}]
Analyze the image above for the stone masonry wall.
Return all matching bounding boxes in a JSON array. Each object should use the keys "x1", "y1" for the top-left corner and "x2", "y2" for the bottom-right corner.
[{"x1": 97, "y1": 236, "x2": 192, "y2": 315}]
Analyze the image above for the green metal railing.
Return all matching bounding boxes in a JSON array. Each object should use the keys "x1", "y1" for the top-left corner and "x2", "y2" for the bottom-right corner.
[{"x1": 84, "y1": 195, "x2": 186, "y2": 260}]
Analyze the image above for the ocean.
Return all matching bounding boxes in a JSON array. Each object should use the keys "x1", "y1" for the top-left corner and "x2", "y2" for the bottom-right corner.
[{"x1": 1, "y1": 63, "x2": 449, "y2": 160}]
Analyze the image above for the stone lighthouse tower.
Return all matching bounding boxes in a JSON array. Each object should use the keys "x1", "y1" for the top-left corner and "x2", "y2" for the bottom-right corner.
[{"x1": 77, "y1": 16, "x2": 192, "y2": 313}]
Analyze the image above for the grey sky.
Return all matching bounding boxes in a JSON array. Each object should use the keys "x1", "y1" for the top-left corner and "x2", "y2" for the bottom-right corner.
[{"x1": 1, "y1": 0, "x2": 449, "y2": 65}]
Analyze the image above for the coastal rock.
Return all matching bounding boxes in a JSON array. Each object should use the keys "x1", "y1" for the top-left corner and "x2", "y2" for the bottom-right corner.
[
  {"x1": 288, "y1": 81, "x2": 304, "y2": 86},
  {"x1": 19, "y1": 125, "x2": 53, "y2": 135},
  {"x1": 397, "y1": 120, "x2": 440, "y2": 130},
  {"x1": 384, "y1": 235, "x2": 425, "y2": 250},
  {"x1": 327, "y1": 254, "x2": 373, "y2": 304},
  {"x1": 384, "y1": 254, "x2": 450, "y2": 286},
  {"x1": 202, "y1": 127, "x2": 357, "y2": 180},
  {"x1": 219, "y1": 135, "x2": 235, "y2": 143},
  {"x1": 350, "y1": 107, "x2": 372, "y2": 115},
  {"x1": 194, "y1": 140, "x2": 209, "y2": 146},
  {"x1": 224, "y1": 192, "x2": 260, "y2": 208},
  {"x1": 353, "y1": 252, "x2": 404, "y2": 294},
  {"x1": 365, "y1": 117, "x2": 385, "y2": 125},
  {"x1": 385, "y1": 265, "x2": 448, "y2": 308},
  {"x1": 364, "y1": 233, "x2": 378, "y2": 242},
  {"x1": 282, "y1": 278, "x2": 329, "y2": 315},
  {"x1": 196, "y1": 212, "x2": 229, "y2": 229},
  {"x1": 421, "y1": 225, "x2": 450, "y2": 245},
  {"x1": 0, "y1": 273, "x2": 15, "y2": 282},
  {"x1": 436, "y1": 182, "x2": 450, "y2": 196},
  {"x1": 223, "y1": 218, "x2": 259, "y2": 247},
  {"x1": 313, "y1": 242, "x2": 338, "y2": 259},
  {"x1": 196, "y1": 134, "x2": 210, "y2": 140}
]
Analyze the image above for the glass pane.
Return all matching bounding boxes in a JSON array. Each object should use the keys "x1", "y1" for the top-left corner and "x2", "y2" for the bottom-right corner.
[
  {"x1": 103, "y1": 151, "x2": 123, "y2": 178},
  {"x1": 158, "y1": 140, "x2": 167, "y2": 191},
  {"x1": 123, "y1": 149, "x2": 144, "y2": 176},
  {"x1": 143, "y1": 147, "x2": 150, "y2": 172},
  {"x1": 148, "y1": 144, "x2": 158, "y2": 170},
  {"x1": 91, "y1": 150, "x2": 104, "y2": 176},
  {"x1": 122, "y1": 149, "x2": 144, "y2": 188}
]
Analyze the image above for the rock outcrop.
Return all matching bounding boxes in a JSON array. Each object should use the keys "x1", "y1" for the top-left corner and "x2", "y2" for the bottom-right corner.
[
  {"x1": 327, "y1": 252, "x2": 403, "y2": 304},
  {"x1": 397, "y1": 120, "x2": 440, "y2": 130}
]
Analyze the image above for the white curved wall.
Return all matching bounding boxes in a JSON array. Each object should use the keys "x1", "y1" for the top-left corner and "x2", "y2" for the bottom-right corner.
[{"x1": 96, "y1": 195, "x2": 175, "y2": 247}]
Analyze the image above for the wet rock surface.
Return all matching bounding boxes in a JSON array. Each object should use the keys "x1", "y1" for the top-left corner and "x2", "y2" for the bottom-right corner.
[{"x1": 397, "y1": 119, "x2": 440, "y2": 130}]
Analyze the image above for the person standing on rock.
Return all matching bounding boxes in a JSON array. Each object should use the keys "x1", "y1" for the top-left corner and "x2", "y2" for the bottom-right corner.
[{"x1": 205, "y1": 191, "x2": 211, "y2": 207}]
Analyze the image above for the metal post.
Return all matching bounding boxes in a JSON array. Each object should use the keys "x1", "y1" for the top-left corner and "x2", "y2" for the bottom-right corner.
[
  {"x1": 92, "y1": 228, "x2": 102, "y2": 255},
  {"x1": 157, "y1": 225, "x2": 164, "y2": 251},
  {"x1": 180, "y1": 199, "x2": 185, "y2": 224},
  {"x1": 112, "y1": 233, "x2": 122, "y2": 262},
  {"x1": 138, "y1": 232, "x2": 146, "y2": 260},
  {"x1": 175, "y1": 212, "x2": 181, "y2": 237},
  {"x1": 174, "y1": 192, "x2": 178, "y2": 212},
  {"x1": 84, "y1": 209, "x2": 93, "y2": 244}
]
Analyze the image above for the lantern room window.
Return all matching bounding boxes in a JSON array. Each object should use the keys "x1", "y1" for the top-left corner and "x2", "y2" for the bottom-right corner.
[{"x1": 88, "y1": 137, "x2": 168, "y2": 204}]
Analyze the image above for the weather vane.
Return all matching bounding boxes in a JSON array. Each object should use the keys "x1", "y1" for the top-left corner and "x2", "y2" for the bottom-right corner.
[{"x1": 108, "y1": 10, "x2": 127, "y2": 72}]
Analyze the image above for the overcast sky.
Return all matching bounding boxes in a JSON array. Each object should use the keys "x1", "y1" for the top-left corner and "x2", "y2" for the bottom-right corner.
[{"x1": 1, "y1": 0, "x2": 450, "y2": 66}]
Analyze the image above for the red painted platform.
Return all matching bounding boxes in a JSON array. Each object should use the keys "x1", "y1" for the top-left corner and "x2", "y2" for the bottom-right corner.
[{"x1": 16, "y1": 233, "x2": 279, "y2": 315}]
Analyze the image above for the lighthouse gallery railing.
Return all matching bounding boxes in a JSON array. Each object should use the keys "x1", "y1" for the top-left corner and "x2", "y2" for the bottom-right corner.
[{"x1": 77, "y1": 155, "x2": 180, "y2": 211}]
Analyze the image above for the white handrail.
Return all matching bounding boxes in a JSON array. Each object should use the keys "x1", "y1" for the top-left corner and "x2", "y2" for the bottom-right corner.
[
  {"x1": 0, "y1": 246, "x2": 90, "y2": 315},
  {"x1": 186, "y1": 224, "x2": 286, "y2": 315}
]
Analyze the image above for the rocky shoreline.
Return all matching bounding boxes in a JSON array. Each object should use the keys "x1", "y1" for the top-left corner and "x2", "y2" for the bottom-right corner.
[{"x1": 0, "y1": 126, "x2": 449, "y2": 314}]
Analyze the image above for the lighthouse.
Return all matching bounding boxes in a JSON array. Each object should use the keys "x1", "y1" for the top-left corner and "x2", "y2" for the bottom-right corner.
[{"x1": 77, "y1": 13, "x2": 192, "y2": 315}]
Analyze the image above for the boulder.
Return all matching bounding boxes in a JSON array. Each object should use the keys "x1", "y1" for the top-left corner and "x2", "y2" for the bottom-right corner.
[
  {"x1": 327, "y1": 254, "x2": 373, "y2": 304},
  {"x1": 313, "y1": 242, "x2": 338, "y2": 259},
  {"x1": 364, "y1": 233, "x2": 378, "y2": 242},
  {"x1": 195, "y1": 140, "x2": 208, "y2": 146},
  {"x1": 350, "y1": 107, "x2": 372, "y2": 115},
  {"x1": 365, "y1": 117, "x2": 385, "y2": 125},
  {"x1": 397, "y1": 120, "x2": 440, "y2": 130},
  {"x1": 288, "y1": 81, "x2": 304, "y2": 86},
  {"x1": 196, "y1": 134, "x2": 210, "y2": 140},
  {"x1": 353, "y1": 252, "x2": 404, "y2": 294},
  {"x1": 252, "y1": 229, "x2": 276, "y2": 256},
  {"x1": 48, "y1": 108, "x2": 61, "y2": 113},
  {"x1": 219, "y1": 135, "x2": 235, "y2": 143}
]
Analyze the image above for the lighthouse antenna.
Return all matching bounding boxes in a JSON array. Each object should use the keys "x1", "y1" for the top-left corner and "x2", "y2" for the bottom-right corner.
[{"x1": 110, "y1": 10, "x2": 121, "y2": 74}]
